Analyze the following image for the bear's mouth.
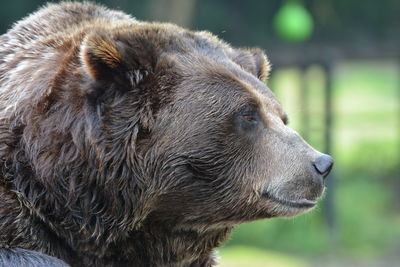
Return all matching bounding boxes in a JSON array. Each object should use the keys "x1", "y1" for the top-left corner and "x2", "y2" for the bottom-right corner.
[{"x1": 264, "y1": 192, "x2": 317, "y2": 209}]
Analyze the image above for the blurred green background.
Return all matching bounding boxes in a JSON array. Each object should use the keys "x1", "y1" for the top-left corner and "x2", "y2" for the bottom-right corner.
[{"x1": 1, "y1": 0, "x2": 399, "y2": 266}]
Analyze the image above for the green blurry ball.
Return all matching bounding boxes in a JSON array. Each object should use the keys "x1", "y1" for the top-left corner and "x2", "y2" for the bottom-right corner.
[{"x1": 274, "y1": 1, "x2": 314, "y2": 42}]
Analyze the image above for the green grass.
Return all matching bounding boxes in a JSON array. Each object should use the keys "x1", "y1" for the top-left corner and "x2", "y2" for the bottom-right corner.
[
  {"x1": 218, "y1": 246, "x2": 309, "y2": 267},
  {"x1": 336, "y1": 179, "x2": 400, "y2": 258}
]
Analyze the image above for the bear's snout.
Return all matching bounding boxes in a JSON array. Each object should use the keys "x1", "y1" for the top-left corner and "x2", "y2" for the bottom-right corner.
[{"x1": 258, "y1": 123, "x2": 335, "y2": 217}]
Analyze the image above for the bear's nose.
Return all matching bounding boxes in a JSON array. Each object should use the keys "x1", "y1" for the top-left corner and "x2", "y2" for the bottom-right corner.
[{"x1": 313, "y1": 154, "x2": 334, "y2": 178}]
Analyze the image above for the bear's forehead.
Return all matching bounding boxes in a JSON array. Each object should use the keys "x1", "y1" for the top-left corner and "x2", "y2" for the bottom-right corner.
[{"x1": 173, "y1": 51, "x2": 285, "y2": 119}]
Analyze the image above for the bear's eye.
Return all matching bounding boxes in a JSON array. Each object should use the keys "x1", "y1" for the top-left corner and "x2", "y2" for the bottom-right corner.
[
  {"x1": 239, "y1": 105, "x2": 259, "y2": 126},
  {"x1": 235, "y1": 105, "x2": 261, "y2": 131},
  {"x1": 242, "y1": 114, "x2": 257, "y2": 123}
]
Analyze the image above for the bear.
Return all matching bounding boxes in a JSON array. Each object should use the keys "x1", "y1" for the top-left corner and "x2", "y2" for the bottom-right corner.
[{"x1": 0, "y1": 2, "x2": 333, "y2": 267}]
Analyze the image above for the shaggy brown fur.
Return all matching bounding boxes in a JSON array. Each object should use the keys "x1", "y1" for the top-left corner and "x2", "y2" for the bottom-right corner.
[{"x1": 0, "y1": 2, "x2": 333, "y2": 266}]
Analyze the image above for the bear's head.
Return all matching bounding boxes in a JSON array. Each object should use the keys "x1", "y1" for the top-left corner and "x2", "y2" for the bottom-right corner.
[
  {"x1": 13, "y1": 22, "x2": 333, "y2": 241},
  {"x1": 74, "y1": 23, "x2": 333, "y2": 231}
]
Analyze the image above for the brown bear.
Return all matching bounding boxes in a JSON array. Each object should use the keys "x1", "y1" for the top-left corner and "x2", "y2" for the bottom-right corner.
[{"x1": 0, "y1": 2, "x2": 333, "y2": 267}]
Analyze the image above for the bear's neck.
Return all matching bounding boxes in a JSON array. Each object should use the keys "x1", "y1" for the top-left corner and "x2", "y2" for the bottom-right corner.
[{"x1": 104, "y1": 225, "x2": 232, "y2": 267}]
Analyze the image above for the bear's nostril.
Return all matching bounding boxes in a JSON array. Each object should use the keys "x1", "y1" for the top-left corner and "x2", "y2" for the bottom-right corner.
[{"x1": 313, "y1": 154, "x2": 334, "y2": 178}]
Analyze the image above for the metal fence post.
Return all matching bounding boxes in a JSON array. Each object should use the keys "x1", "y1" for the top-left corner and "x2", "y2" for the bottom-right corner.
[
  {"x1": 300, "y1": 64, "x2": 310, "y2": 141},
  {"x1": 322, "y1": 51, "x2": 338, "y2": 245}
]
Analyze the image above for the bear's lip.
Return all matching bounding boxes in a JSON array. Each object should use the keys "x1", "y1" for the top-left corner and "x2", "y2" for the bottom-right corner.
[{"x1": 264, "y1": 192, "x2": 317, "y2": 208}]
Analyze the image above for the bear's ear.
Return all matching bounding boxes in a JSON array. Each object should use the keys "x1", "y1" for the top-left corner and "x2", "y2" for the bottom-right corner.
[
  {"x1": 80, "y1": 32, "x2": 154, "y2": 89},
  {"x1": 230, "y1": 48, "x2": 271, "y2": 82},
  {"x1": 80, "y1": 32, "x2": 124, "y2": 80}
]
